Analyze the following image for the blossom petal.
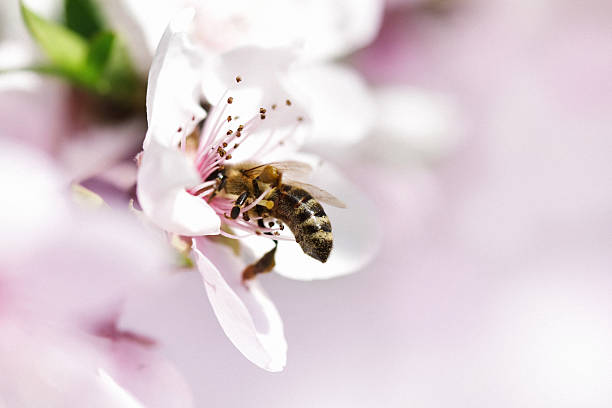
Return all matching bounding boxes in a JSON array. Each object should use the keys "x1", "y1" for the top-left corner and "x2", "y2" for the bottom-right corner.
[
  {"x1": 372, "y1": 86, "x2": 464, "y2": 161},
  {"x1": 184, "y1": 0, "x2": 383, "y2": 60},
  {"x1": 0, "y1": 322, "x2": 194, "y2": 408},
  {"x1": 290, "y1": 63, "x2": 376, "y2": 148},
  {"x1": 137, "y1": 142, "x2": 220, "y2": 236},
  {"x1": 287, "y1": 0, "x2": 384, "y2": 60},
  {"x1": 193, "y1": 237, "x2": 287, "y2": 372},
  {"x1": 0, "y1": 140, "x2": 68, "y2": 264},
  {"x1": 145, "y1": 8, "x2": 206, "y2": 149}
]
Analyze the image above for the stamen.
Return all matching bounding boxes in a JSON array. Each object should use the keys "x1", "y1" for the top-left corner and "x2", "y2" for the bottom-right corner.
[
  {"x1": 219, "y1": 229, "x2": 253, "y2": 240},
  {"x1": 191, "y1": 180, "x2": 216, "y2": 193},
  {"x1": 198, "y1": 89, "x2": 231, "y2": 150},
  {"x1": 241, "y1": 187, "x2": 272, "y2": 213},
  {"x1": 197, "y1": 188, "x2": 214, "y2": 198}
]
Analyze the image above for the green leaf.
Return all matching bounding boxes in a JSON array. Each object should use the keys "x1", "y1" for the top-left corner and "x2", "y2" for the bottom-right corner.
[
  {"x1": 86, "y1": 31, "x2": 115, "y2": 79},
  {"x1": 20, "y1": 1, "x2": 88, "y2": 72},
  {"x1": 64, "y1": 0, "x2": 105, "y2": 39},
  {"x1": 18, "y1": 1, "x2": 146, "y2": 110}
]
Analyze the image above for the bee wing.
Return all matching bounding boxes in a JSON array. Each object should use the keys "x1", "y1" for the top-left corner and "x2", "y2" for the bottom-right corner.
[
  {"x1": 242, "y1": 161, "x2": 313, "y2": 179},
  {"x1": 285, "y1": 179, "x2": 347, "y2": 208}
]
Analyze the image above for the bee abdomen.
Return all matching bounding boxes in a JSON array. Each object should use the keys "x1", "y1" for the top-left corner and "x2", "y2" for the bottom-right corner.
[{"x1": 270, "y1": 185, "x2": 333, "y2": 263}]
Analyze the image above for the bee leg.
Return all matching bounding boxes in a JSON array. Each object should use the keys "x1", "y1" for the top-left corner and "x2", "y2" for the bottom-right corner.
[
  {"x1": 242, "y1": 240, "x2": 278, "y2": 281},
  {"x1": 230, "y1": 191, "x2": 249, "y2": 219},
  {"x1": 206, "y1": 170, "x2": 226, "y2": 201},
  {"x1": 252, "y1": 178, "x2": 261, "y2": 197}
]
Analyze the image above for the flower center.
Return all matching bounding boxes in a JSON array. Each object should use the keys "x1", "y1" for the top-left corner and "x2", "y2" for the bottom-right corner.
[{"x1": 186, "y1": 75, "x2": 303, "y2": 241}]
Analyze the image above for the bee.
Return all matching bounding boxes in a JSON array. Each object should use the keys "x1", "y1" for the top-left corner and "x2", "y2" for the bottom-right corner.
[{"x1": 207, "y1": 161, "x2": 345, "y2": 280}]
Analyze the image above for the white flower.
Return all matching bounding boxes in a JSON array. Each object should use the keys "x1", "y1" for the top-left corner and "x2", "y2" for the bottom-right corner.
[
  {"x1": 103, "y1": 0, "x2": 381, "y2": 147},
  {"x1": 136, "y1": 9, "x2": 380, "y2": 371}
]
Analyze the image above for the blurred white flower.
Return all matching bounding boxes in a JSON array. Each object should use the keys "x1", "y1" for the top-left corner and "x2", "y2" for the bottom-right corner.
[
  {"x1": 0, "y1": 139, "x2": 194, "y2": 407},
  {"x1": 103, "y1": 0, "x2": 381, "y2": 148},
  {"x1": 136, "y1": 9, "x2": 380, "y2": 371}
]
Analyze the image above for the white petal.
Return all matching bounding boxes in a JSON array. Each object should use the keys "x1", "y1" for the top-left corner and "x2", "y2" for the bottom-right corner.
[
  {"x1": 290, "y1": 63, "x2": 376, "y2": 148},
  {"x1": 145, "y1": 8, "x2": 206, "y2": 149},
  {"x1": 137, "y1": 142, "x2": 220, "y2": 236},
  {"x1": 373, "y1": 86, "x2": 464, "y2": 160},
  {"x1": 287, "y1": 0, "x2": 384, "y2": 60},
  {"x1": 184, "y1": 0, "x2": 383, "y2": 60},
  {"x1": 193, "y1": 237, "x2": 287, "y2": 372}
]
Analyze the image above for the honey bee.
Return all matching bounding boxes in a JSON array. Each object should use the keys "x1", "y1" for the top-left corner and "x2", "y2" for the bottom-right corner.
[{"x1": 207, "y1": 161, "x2": 345, "y2": 280}]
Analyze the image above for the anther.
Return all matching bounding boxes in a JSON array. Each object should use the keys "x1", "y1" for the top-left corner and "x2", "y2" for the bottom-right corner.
[
  {"x1": 260, "y1": 108, "x2": 266, "y2": 114},
  {"x1": 297, "y1": 116, "x2": 304, "y2": 121},
  {"x1": 285, "y1": 99, "x2": 292, "y2": 106},
  {"x1": 234, "y1": 143, "x2": 239, "y2": 149},
  {"x1": 238, "y1": 125, "x2": 244, "y2": 131},
  {"x1": 227, "y1": 116, "x2": 232, "y2": 122},
  {"x1": 235, "y1": 76, "x2": 242, "y2": 83},
  {"x1": 226, "y1": 130, "x2": 233, "y2": 135},
  {"x1": 260, "y1": 114, "x2": 266, "y2": 119},
  {"x1": 272, "y1": 104, "x2": 277, "y2": 110},
  {"x1": 226, "y1": 154, "x2": 232, "y2": 160},
  {"x1": 227, "y1": 97, "x2": 234, "y2": 104},
  {"x1": 222, "y1": 142, "x2": 228, "y2": 148},
  {"x1": 177, "y1": 127, "x2": 182, "y2": 132}
]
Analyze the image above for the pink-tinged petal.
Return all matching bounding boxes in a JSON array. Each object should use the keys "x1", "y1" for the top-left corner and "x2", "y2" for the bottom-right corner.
[
  {"x1": 290, "y1": 63, "x2": 375, "y2": 148},
  {"x1": 0, "y1": 43, "x2": 69, "y2": 153},
  {"x1": 0, "y1": 140, "x2": 68, "y2": 264},
  {"x1": 145, "y1": 8, "x2": 206, "y2": 149},
  {"x1": 8, "y1": 207, "x2": 172, "y2": 328},
  {"x1": 0, "y1": 322, "x2": 194, "y2": 408},
  {"x1": 137, "y1": 141, "x2": 220, "y2": 236},
  {"x1": 60, "y1": 118, "x2": 143, "y2": 183},
  {"x1": 193, "y1": 237, "x2": 287, "y2": 372}
]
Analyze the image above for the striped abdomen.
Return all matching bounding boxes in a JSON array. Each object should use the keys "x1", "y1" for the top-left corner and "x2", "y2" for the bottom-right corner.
[{"x1": 269, "y1": 184, "x2": 333, "y2": 263}]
